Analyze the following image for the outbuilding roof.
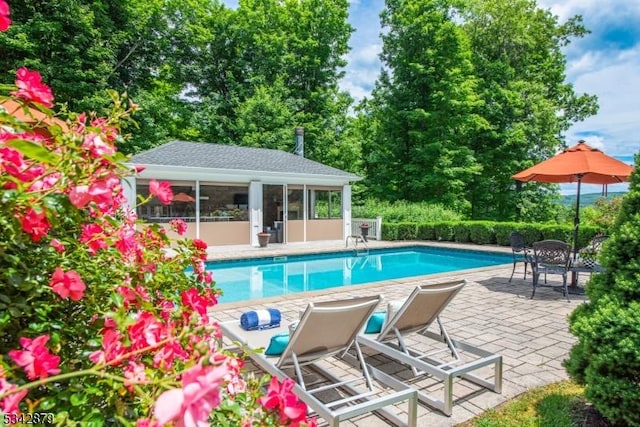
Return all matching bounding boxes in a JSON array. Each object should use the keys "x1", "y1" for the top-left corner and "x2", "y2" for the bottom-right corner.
[{"x1": 130, "y1": 141, "x2": 360, "y2": 180}]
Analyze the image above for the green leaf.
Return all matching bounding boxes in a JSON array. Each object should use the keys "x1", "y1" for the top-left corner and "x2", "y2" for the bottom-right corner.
[
  {"x1": 38, "y1": 397, "x2": 56, "y2": 410},
  {"x1": 6, "y1": 139, "x2": 61, "y2": 165},
  {"x1": 70, "y1": 392, "x2": 87, "y2": 406}
]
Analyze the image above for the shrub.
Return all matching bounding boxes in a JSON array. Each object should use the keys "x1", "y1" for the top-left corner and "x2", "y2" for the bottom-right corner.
[
  {"x1": 396, "y1": 222, "x2": 418, "y2": 240},
  {"x1": 565, "y1": 155, "x2": 640, "y2": 426},
  {"x1": 493, "y1": 222, "x2": 520, "y2": 246},
  {"x1": 538, "y1": 223, "x2": 573, "y2": 242},
  {"x1": 0, "y1": 17, "x2": 314, "y2": 426},
  {"x1": 433, "y1": 222, "x2": 455, "y2": 241},
  {"x1": 468, "y1": 221, "x2": 496, "y2": 244},
  {"x1": 352, "y1": 199, "x2": 462, "y2": 223},
  {"x1": 417, "y1": 223, "x2": 436, "y2": 240},
  {"x1": 381, "y1": 223, "x2": 398, "y2": 240},
  {"x1": 581, "y1": 195, "x2": 625, "y2": 234},
  {"x1": 453, "y1": 223, "x2": 470, "y2": 243}
]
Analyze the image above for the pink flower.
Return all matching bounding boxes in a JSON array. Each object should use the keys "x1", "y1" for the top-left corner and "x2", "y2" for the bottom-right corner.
[
  {"x1": 49, "y1": 267, "x2": 86, "y2": 301},
  {"x1": 154, "y1": 362, "x2": 227, "y2": 427},
  {"x1": 149, "y1": 180, "x2": 173, "y2": 205},
  {"x1": 87, "y1": 175, "x2": 121, "y2": 213},
  {"x1": 50, "y1": 238, "x2": 65, "y2": 253},
  {"x1": 8, "y1": 335, "x2": 61, "y2": 380},
  {"x1": 89, "y1": 328, "x2": 125, "y2": 365},
  {"x1": 80, "y1": 223, "x2": 108, "y2": 254},
  {"x1": 115, "y1": 224, "x2": 137, "y2": 258},
  {"x1": 170, "y1": 218, "x2": 187, "y2": 235},
  {"x1": 68, "y1": 185, "x2": 92, "y2": 208},
  {"x1": 18, "y1": 207, "x2": 50, "y2": 242},
  {"x1": 28, "y1": 171, "x2": 60, "y2": 192},
  {"x1": 124, "y1": 361, "x2": 148, "y2": 391},
  {"x1": 128, "y1": 312, "x2": 165, "y2": 350},
  {"x1": 192, "y1": 239, "x2": 208, "y2": 251},
  {"x1": 198, "y1": 270, "x2": 213, "y2": 285},
  {"x1": 152, "y1": 340, "x2": 188, "y2": 370},
  {"x1": 0, "y1": 138, "x2": 46, "y2": 184},
  {"x1": 0, "y1": 378, "x2": 28, "y2": 414},
  {"x1": 259, "y1": 377, "x2": 309, "y2": 425},
  {"x1": 0, "y1": 0, "x2": 10, "y2": 32},
  {"x1": 136, "y1": 419, "x2": 158, "y2": 427},
  {"x1": 181, "y1": 289, "x2": 209, "y2": 318},
  {"x1": 12, "y1": 67, "x2": 54, "y2": 108},
  {"x1": 83, "y1": 133, "x2": 115, "y2": 158}
]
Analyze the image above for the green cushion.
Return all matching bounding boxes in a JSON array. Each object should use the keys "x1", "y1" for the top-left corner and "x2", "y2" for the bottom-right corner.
[
  {"x1": 364, "y1": 311, "x2": 387, "y2": 334},
  {"x1": 264, "y1": 332, "x2": 290, "y2": 356}
]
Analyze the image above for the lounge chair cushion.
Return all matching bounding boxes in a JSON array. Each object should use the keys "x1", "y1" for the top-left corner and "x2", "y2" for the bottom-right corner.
[
  {"x1": 264, "y1": 332, "x2": 290, "y2": 356},
  {"x1": 240, "y1": 308, "x2": 281, "y2": 331},
  {"x1": 365, "y1": 311, "x2": 387, "y2": 334}
]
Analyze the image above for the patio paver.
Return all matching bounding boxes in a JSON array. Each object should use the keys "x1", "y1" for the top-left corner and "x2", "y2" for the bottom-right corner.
[{"x1": 208, "y1": 240, "x2": 588, "y2": 426}]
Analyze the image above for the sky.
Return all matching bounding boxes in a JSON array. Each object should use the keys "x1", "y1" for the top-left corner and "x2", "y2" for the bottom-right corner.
[{"x1": 343, "y1": 0, "x2": 640, "y2": 194}]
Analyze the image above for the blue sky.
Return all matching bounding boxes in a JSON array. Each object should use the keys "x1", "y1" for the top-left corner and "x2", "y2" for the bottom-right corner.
[{"x1": 343, "y1": 0, "x2": 639, "y2": 194}]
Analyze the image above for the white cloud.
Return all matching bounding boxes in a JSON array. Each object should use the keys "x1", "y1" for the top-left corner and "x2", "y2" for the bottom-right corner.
[{"x1": 349, "y1": 43, "x2": 381, "y2": 65}]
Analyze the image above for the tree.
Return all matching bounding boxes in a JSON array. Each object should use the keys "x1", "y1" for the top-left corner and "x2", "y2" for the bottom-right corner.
[
  {"x1": 364, "y1": 0, "x2": 485, "y2": 213},
  {"x1": 358, "y1": 0, "x2": 598, "y2": 218},
  {"x1": 0, "y1": 0, "x2": 123, "y2": 111},
  {"x1": 565, "y1": 154, "x2": 640, "y2": 426},
  {"x1": 459, "y1": 0, "x2": 598, "y2": 220},
  {"x1": 188, "y1": 0, "x2": 356, "y2": 165}
]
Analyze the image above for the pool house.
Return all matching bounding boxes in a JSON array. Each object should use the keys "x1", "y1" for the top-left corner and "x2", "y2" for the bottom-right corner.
[{"x1": 125, "y1": 140, "x2": 361, "y2": 247}]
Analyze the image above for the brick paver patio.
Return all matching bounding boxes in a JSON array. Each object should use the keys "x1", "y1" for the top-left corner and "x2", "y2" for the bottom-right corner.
[{"x1": 208, "y1": 240, "x2": 588, "y2": 426}]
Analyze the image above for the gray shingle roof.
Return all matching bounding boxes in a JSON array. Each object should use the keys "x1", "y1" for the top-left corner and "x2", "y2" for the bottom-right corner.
[{"x1": 130, "y1": 141, "x2": 360, "y2": 180}]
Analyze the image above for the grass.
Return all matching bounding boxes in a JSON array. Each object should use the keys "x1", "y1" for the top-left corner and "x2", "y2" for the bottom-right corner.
[{"x1": 458, "y1": 380, "x2": 611, "y2": 427}]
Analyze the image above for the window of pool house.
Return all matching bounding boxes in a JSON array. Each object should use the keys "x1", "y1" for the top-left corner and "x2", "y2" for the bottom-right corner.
[
  {"x1": 199, "y1": 184, "x2": 249, "y2": 222},
  {"x1": 308, "y1": 189, "x2": 342, "y2": 219},
  {"x1": 136, "y1": 180, "x2": 196, "y2": 222}
]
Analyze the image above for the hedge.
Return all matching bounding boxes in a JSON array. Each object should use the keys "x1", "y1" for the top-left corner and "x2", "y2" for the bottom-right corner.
[{"x1": 382, "y1": 220, "x2": 602, "y2": 248}]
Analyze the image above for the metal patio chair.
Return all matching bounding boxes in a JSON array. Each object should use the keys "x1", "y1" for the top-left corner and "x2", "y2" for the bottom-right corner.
[
  {"x1": 508, "y1": 231, "x2": 532, "y2": 282},
  {"x1": 531, "y1": 240, "x2": 572, "y2": 302}
]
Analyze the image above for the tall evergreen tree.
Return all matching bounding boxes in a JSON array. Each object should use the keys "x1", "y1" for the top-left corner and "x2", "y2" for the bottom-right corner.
[
  {"x1": 565, "y1": 155, "x2": 640, "y2": 425},
  {"x1": 365, "y1": 0, "x2": 485, "y2": 212}
]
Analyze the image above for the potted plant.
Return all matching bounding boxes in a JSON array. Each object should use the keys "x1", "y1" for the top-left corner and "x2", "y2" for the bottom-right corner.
[
  {"x1": 257, "y1": 232, "x2": 271, "y2": 247},
  {"x1": 359, "y1": 223, "x2": 370, "y2": 242}
]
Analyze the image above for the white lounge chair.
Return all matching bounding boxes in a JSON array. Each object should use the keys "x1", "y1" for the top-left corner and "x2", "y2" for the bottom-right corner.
[
  {"x1": 220, "y1": 295, "x2": 418, "y2": 427},
  {"x1": 356, "y1": 280, "x2": 503, "y2": 416}
]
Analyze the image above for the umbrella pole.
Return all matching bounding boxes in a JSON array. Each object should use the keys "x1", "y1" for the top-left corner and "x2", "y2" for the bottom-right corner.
[{"x1": 571, "y1": 176, "x2": 583, "y2": 287}]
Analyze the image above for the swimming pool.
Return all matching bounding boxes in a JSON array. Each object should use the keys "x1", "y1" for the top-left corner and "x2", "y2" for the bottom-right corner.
[{"x1": 206, "y1": 246, "x2": 511, "y2": 303}]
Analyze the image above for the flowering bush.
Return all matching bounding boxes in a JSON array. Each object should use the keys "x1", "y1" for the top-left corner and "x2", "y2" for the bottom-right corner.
[{"x1": 0, "y1": 3, "x2": 315, "y2": 425}]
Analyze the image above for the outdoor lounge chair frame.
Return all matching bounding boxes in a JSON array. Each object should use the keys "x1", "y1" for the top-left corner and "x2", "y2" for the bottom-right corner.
[
  {"x1": 221, "y1": 295, "x2": 418, "y2": 427},
  {"x1": 355, "y1": 280, "x2": 503, "y2": 416}
]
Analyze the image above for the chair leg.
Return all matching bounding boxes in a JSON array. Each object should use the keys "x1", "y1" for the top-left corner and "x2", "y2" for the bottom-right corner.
[
  {"x1": 523, "y1": 262, "x2": 528, "y2": 280},
  {"x1": 509, "y1": 261, "x2": 516, "y2": 282},
  {"x1": 563, "y1": 275, "x2": 570, "y2": 302},
  {"x1": 531, "y1": 273, "x2": 538, "y2": 299}
]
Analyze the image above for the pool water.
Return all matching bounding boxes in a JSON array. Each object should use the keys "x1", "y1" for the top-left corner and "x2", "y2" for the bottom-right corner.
[{"x1": 206, "y1": 246, "x2": 511, "y2": 303}]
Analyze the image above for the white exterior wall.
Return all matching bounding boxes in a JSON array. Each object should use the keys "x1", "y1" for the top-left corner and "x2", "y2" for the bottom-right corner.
[
  {"x1": 249, "y1": 181, "x2": 263, "y2": 247},
  {"x1": 343, "y1": 185, "x2": 352, "y2": 240}
]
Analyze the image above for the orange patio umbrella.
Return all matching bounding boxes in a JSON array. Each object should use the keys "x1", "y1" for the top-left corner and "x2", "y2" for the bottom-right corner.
[
  {"x1": 513, "y1": 140, "x2": 633, "y2": 258},
  {"x1": 172, "y1": 192, "x2": 196, "y2": 203}
]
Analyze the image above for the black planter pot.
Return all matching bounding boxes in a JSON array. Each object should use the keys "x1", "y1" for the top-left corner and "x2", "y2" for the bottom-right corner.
[{"x1": 359, "y1": 224, "x2": 369, "y2": 242}]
